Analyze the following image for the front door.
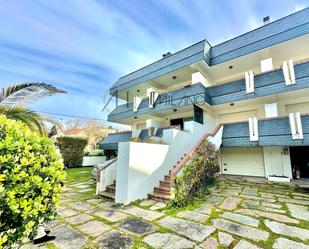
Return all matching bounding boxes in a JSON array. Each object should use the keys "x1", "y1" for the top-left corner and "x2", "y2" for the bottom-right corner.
[{"x1": 290, "y1": 146, "x2": 309, "y2": 178}]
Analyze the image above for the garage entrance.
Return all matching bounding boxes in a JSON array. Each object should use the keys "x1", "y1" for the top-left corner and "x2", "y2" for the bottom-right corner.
[
  {"x1": 221, "y1": 147, "x2": 265, "y2": 177},
  {"x1": 290, "y1": 146, "x2": 309, "y2": 178}
]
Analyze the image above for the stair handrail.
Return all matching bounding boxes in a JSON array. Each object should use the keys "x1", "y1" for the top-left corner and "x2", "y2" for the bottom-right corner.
[
  {"x1": 170, "y1": 124, "x2": 223, "y2": 187},
  {"x1": 96, "y1": 158, "x2": 117, "y2": 182}
]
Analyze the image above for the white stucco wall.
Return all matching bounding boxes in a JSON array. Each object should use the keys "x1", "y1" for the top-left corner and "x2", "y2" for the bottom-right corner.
[
  {"x1": 263, "y1": 147, "x2": 292, "y2": 178},
  {"x1": 115, "y1": 121, "x2": 214, "y2": 204},
  {"x1": 115, "y1": 142, "x2": 169, "y2": 204},
  {"x1": 82, "y1": 156, "x2": 106, "y2": 166}
]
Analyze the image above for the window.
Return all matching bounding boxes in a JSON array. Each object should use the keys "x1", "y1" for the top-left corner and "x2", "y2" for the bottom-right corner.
[{"x1": 260, "y1": 58, "x2": 273, "y2": 73}]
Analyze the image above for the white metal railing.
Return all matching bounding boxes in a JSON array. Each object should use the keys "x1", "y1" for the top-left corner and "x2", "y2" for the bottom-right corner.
[{"x1": 96, "y1": 158, "x2": 117, "y2": 194}]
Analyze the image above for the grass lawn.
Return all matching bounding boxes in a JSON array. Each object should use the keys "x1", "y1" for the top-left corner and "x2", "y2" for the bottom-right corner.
[{"x1": 65, "y1": 166, "x2": 93, "y2": 183}]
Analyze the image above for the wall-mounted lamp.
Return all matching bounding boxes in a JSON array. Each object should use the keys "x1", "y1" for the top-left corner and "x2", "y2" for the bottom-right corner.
[{"x1": 283, "y1": 146, "x2": 289, "y2": 155}]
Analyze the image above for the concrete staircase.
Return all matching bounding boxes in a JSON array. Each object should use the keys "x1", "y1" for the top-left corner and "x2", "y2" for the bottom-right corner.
[
  {"x1": 148, "y1": 153, "x2": 187, "y2": 201},
  {"x1": 99, "y1": 181, "x2": 116, "y2": 200}
]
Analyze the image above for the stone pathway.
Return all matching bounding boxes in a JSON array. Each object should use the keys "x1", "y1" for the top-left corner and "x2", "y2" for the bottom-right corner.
[{"x1": 22, "y1": 173, "x2": 309, "y2": 248}]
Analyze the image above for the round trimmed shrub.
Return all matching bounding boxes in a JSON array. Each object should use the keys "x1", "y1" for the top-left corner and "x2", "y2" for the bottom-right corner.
[{"x1": 0, "y1": 115, "x2": 66, "y2": 248}]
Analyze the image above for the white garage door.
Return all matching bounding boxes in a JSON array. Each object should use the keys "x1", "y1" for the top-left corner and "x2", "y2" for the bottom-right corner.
[{"x1": 221, "y1": 147, "x2": 265, "y2": 177}]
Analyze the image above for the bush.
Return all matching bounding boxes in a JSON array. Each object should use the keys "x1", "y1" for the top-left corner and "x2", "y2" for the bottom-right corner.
[
  {"x1": 170, "y1": 141, "x2": 219, "y2": 207},
  {"x1": 84, "y1": 149, "x2": 104, "y2": 156},
  {"x1": 0, "y1": 115, "x2": 65, "y2": 248},
  {"x1": 56, "y1": 136, "x2": 88, "y2": 167}
]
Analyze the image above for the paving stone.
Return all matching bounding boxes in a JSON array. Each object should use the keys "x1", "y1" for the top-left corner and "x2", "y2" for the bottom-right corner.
[
  {"x1": 177, "y1": 211, "x2": 209, "y2": 222},
  {"x1": 264, "y1": 219, "x2": 309, "y2": 240},
  {"x1": 287, "y1": 203, "x2": 309, "y2": 221},
  {"x1": 63, "y1": 192, "x2": 83, "y2": 199},
  {"x1": 213, "y1": 219, "x2": 269, "y2": 241},
  {"x1": 157, "y1": 216, "x2": 215, "y2": 242},
  {"x1": 278, "y1": 198, "x2": 309, "y2": 205},
  {"x1": 219, "y1": 197, "x2": 241, "y2": 210},
  {"x1": 273, "y1": 237, "x2": 309, "y2": 249},
  {"x1": 86, "y1": 198, "x2": 102, "y2": 204},
  {"x1": 95, "y1": 230, "x2": 133, "y2": 249},
  {"x1": 72, "y1": 184, "x2": 91, "y2": 189},
  {"x1": 218, "y1": 232, "x2": 234, "y2": 247},
  {"x1": 243, "y1": 199, "x2": 260, "y2": 206},
  {"x1": 49, "y1": 224, "x2": 86, "y2": 249},
  {"x1": 77, "y1": 220, "x2": 110, "y2": 237},
  {"x1": 77, "y1": 188, "x2": 93, "y2": 193},
  {"x1": 293, "y1": 192, "x2": 309, "y2": 198},
  {"x1": 46, "y1": 220, "x2": 61, "y2": 229},
  {"x1": 20, "y1": 242, "x2": 47, "y2": 249},
  {"x1": 143, "y1": 233, "x2": 195, "y2": 249},
  {"x1": 68, "y1": 202, "x2": 96, "y2": 212},
  {"x1": 242, "y1": 203, "x2": 286, "y2": 214},
  {"x1": 140, "y1": 199, "x2": 156, "y2": 206},
  {"x1": 261, "y1": 202, "x2": 282, "y2": 209},
  {"x1": 236, "y1": 209, "x2": 299, "y2": 224},
  {"x1": 65, "y1": 214, "x2": 92, "y2": 225},
  {"x1": 223, "y1": 189, "x2": 240, "y2": 196},
  {"x1": 221, "y1": 212, "x2": 259, "y2": 227},
  {"x1": 119, "y1": 218, "x2": 155, "y2": 235},
  {"x1": 121, "y1": 205, "x2": 164, "y2": 221},
  {"x1": 208, "y1": 195, "x2": 225, "y2": 203},
  {"x1": 260, "y1": 192, "x2": 275, "y2": 198},
  {"x1": 242, "y1": 187, "x2": 258, "y2": 196},
  {"x1": 200, "y1": 237, "x2": 218, "y2": 249},
  {"x1": 149, "y1": 202, "x2": 166, "y2": 210},
  {"x1": 240, "y1": 195, "x2": 276, "y2": 202},
  {"x1": 233, "y1": 239, "x2": 261, "y2": 249},
  {"x1": 58, "y1": 209, "x2": 79, "y2": 218},
  {"x1": 195, "y1": 205, "x2": 212, "y2": 215},
  {"x1": 94, "y1": 210, "x2": 128, "y2": 222},
  {"x1": 98, "y1": 201, "x2": 122, "y2": 210}
]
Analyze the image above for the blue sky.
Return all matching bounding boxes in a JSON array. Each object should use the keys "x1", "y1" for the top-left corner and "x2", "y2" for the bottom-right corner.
[{"x1": 0, "y1": 0, "x2": 307, "y2": 125}]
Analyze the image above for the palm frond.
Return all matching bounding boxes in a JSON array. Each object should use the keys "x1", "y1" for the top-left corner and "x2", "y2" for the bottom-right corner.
[
  {"x1": 0, "y1": 105, "x2": 46, "y2": 135},
  {"x1": 0, "y1": 82, "x2": 67, "y2": 106}
]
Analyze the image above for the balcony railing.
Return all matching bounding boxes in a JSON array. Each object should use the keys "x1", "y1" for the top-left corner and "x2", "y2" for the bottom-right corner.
[{"x1": 108, "y1": 61, "x2": 309, "y2": 122}]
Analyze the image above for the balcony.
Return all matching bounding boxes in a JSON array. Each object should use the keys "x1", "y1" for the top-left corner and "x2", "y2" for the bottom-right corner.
[
  {"x1": 222, "y1": 115, "x2": 309, "y2": 147},
  {"x1": 108, "y1": 83, "x2": 209, "y2": 122},
  {"x1": 108, "y1": 61, "x2": 309, "y2": 123}
]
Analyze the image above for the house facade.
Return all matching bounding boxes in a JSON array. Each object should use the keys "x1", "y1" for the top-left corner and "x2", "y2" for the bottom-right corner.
[{"x1": 98, "y1": 8, "x2": 309, "y2": 204}]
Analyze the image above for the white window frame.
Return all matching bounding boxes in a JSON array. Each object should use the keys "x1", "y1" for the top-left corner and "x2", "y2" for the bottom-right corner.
[
  {"x1": 249, "y1": 117, "x2": 259, "y2": 141},
  {"x1": 289, "y1": 112, "x2": 303, "y2": 139},
  {"x1": 245, "y1": 71, "x2": 255, "y2": 93},
  {"x1": 283, "y1": 59, "x2": 296, "y2": 85},
  {"x1": 147, "y1": 88, "x2": 158, "y2": 108},
  {"x1": 133, "y1": 96, "x2": 142, "y2": 112}
]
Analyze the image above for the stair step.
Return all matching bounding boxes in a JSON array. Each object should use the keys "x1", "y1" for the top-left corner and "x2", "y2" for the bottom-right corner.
[
  {"x1": 154, "y1": 186, "x2": 171, "y2": 195},
  {"x1": 99, "y1": 191, "x2": 115, "y2": 200},
  {"x1": 164, "y1": 175, "x2": 171, "y2": 181},
  {"x1": 148, "y1": 192, "x2": 171, "y2": 201},
  {"x1": 106, "y1": 185, "x2": 116, "y2": 192},
  {"x1": 159, "y1": 180, "x2": 171, "y2": 188}
]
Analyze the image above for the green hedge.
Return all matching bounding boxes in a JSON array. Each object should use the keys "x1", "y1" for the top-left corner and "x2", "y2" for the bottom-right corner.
[
  {"x1": 0, "y1": 115, "x2": 65, "y2": 248},
  {"x1": 56, "y1": 136, "x2": 88, "y2": 167}
]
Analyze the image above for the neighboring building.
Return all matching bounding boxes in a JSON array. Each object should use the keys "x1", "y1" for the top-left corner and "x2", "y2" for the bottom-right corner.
[{"x1": 98, "y1": 8, "x2": 309, "y2": 204}]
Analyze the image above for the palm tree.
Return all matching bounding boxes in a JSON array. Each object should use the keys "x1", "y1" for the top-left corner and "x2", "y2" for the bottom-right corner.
[{"x1": 0, "y1": 83, "x2": 66, "y2": 135}]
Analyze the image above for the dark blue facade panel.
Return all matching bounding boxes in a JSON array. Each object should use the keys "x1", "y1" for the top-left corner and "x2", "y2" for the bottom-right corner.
[
  {"x1": 209, "y1": 62, "x2": 309, "y2": 105},
  {"x1": 210, "y1": 22, "x2": 309, "y2": 65},
  {"x1": 222, "y1": 116, "x2": 309, "y2": 147}
]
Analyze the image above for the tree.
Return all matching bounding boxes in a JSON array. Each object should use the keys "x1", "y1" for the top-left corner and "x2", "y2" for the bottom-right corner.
[{"x1": 0, "y1": 83, "x2": 66, "y2": 135}]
